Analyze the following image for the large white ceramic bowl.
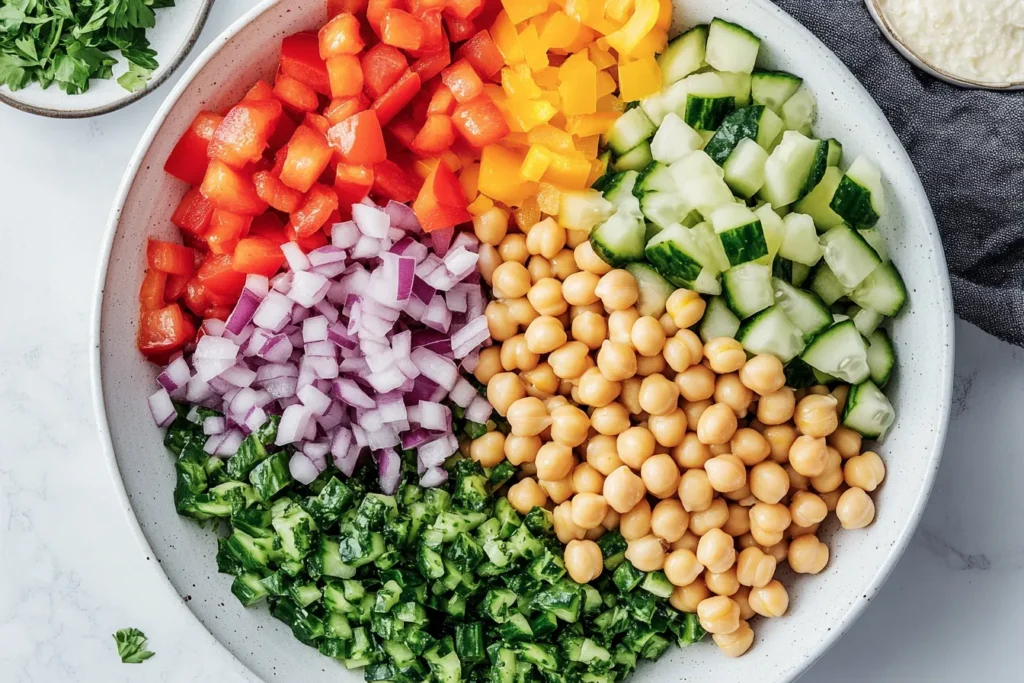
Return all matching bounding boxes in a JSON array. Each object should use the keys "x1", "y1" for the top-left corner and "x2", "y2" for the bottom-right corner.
[{"x1": 91, "y1": 1, "x2": 955, "y2": 681}]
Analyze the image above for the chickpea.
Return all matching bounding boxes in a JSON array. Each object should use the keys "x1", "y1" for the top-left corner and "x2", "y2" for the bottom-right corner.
[
  {"x1": 696, "y1": 403, "x2": 739, "y2": 445},
  {"x1": 564, "y1": 539, "x2": 603, "y2": 583},
  {"x1": 844, "y1": 451, "x2": 886, "y2": 491},
  {"x1": 527, "y1": 255, "x2": 554, "y2": 283},
  {"x1": 487, "y1": 372, "x2": 526, "y2": 416},
  {"x1": 570, "y1": 311, "x2": 607, "y2": 350},
  {"x1": 604, "y1": 465, "x2": 647, "y2": 513},
  {"x1": 789, "y1": 521, "x2": 820, "y2": 539},
  {"x1": 724, "y1": 484, "x2": 754, "y2": 504},
  {"x1": 641, "y1": 453, "x2": 682, "y2": 499},
  {"x1": 789, "y1": 490, "x2": 828, "y2": 527},
  {"x1": 501, "y1": 297, "x2": 536, "y2": 327},
  {"x1": 748, "y1": 461, "x2": 790, "y2": 505},
  {"x1": 689, "y1": 497, "x2": 729, "y2": 536},
  {"x1": 525, "y1": 217, "x2": 566, "y2": 259},
  {"x1": 659, "y1": 312, "x2": 680, "y2": 337},
  {"x1": 596, "y1": 341, "x2": 637, "y2": 382},
  {"x1": 663, "y1": 335, "x2": 695, "y2": 373},
  {"x1": 620, "y1": 498, "x2": 652, "y2": 540},
  {"x1": 650, "y1": 499, "x2": 690, "y2": 543},
  {"x1": 703, "y1": 337, "x2": 745, "y2": 374},
  {"x1": 672, "y1": 433, "x2": 711, "y2": 469},
  {"x1": 485, "y1": 301, "x2": 519, "y2": 342},
  {"x1": 733, "y1": 586, "x2": 756, "y2": 620},
  {"x1": 507, "y1": 477, "x2": 548, "y2": 514},
  {"x1": 786, "y1": 464, "x2": 810, "y2": 492},
  {"x1": 586, "y1": 435, "x2": 623, "y2": 475},
  {"x1": 748, "y1": 580, "x2": 789, "y2": 618},
  {"x1": 553, "y1": 501, "x2": 586, "y2": 543},
  {"x1": 590, "y1": 403, "x2": 629, "y2": 437},
  {"x1": 828, "y1": 426, "x2": 863, "y2": 459},
  {"x1": 548, "y1": 404, "x2": 589, "y2": 447},
  {"x1": 706, "y1": 567, "x2": 740, "y2": 597},
  {"x1": 616, "y1": 426, "x2": 655, "y2": 470},
  {"x1": 571, "y1": 492, "x2": 609, "y2": 530},
  {"x1": 574, "y1": 240, "x2": 612, "y2": 275},
  {"x1": 723, "y1": 504, "x2": 751, "y2": 537},
  {"x1": 730, "y1": 428, "x2": 771, "y2": 466},
  {"x1": 736, "y1": 546, "x2": 776, "y2": 588},
  {"x1": 831, "y1": 384, "x2": 850, "y2": 414},
  {"x1": 713, "y1": 620, "x2": 754, "y2": 657},
  {"x1": 788, "y1": 434, "x2": 827, "y2": 477},
  {"x1": 626, "y1": 535, "x2": 667, "y2": 571},
  {"x1": 628, "y1": 317, "x2": 665, "y2": 357},
  {"x1": 696, "y1": 528, "x2": 736, "y2": 574},
  {"x1": 527, "y1": 278, "x2": 567, "y2": 316},
  {"x1": 504, "y1": 434, "x2": 541, "y2": 466},
  {"x1": 836, "y1": 487, "x2": 876, "y2": 529},
  {"x1": 507, "y1": 397, "x2": 550, "y2": 437},
  {"x1": 537, "y1": 443, "x2": 575, "y2": 481},
  {"x1": 596, "y1": 270, "x2": 639, "y2": 311},
  {"x1": 619, "y1": 378, "x2": 644, "y2": 415},
  {"x1": 524, "y1": 316, "x2": 566, "y2": 355},
  {"x1": 576, "y1": 367, "x2": 621, "y2": 408},
  {"x1": 672, "y1": 530, "x2": 701, "y2": 553},
  {"x1": 648, "y1": 409, "x2": 688, "y2": 447},
  {"x1": 664, "y1": 549, "x2": 704, "y2": 586},
  {"x1": 763, "y1": 424, "x2": 797, "y2": 463},
  {"x1": 821, "y1": 486, "x2": 846, "y2": 512},
  {"x1": 714, "y1": 373, "x2": 754, "y2": 418},
  {"x1": 635, "y1": 353, "x2": 667, "y2": 377},
  {"x1": 631, "y1": 375, "x2": 677, "y2": 417},
  {"x1": 561, "y1": 271, "x2": 600, "y2": 306},
  {"x1": 704, "y1": 454, "x2": 747, "y2": 494},
  {"x1": 539, "y1": 475, "x2": 575, "y2": 504},
  {"x1": 500, "y1": 335, "x2": 539, "y2": 372},
  {"x1": 737, "y1": 354, "x2": 786, "y2": 396},
  {"x1": 472, "y1": 205, "x2": 508, "y2": 245},
  {"x1": 678, "y1": 469, "x2": 714, "y2": 513},
  {"x1": 709, "y1": 443, "x2": 731, "y2": 456},
  {"x1": 756, "y1": 387, "x2": 796, "y2": 425},
  {"x1": 794, "y1": 394, "x2": 840, "y2": 438},
  {"x1": 474, "y1": 346, "x2": 503, "y2": 385},
  {"x1": 675, "y1": 364, "x2": 716, "y2": 400},
  {"x1": 810, "y1": 447, "x2": 844, "y2": 494},
  {"x1": 565, "y1": 229, "x2": 588, "y2": 249},
  {"x1": 606, "y1": 309, "x2": 639, "y2": 346},
  {"x1": 551, "y1": 249, "x2": 579, "y2": 280},
  {"x1": 571, "y1": 463, "x2": 605, "y2": 495},
  {"x1": 470, "y1": 431, "x2": 506, "y2": 469},
  {"x1": 492, "y1": 261, "x2": 531, "y2": 299},
  {"x1": 788, "y1": 534, "x2": 830, "y2": 574},
  {"x1": 478, "y1": 244, "x2": 501, "y2": 284},
  {"x1": 697, "y1": 595, "x2": 741, "y2": 635},
  {"x1": 666, "y1": 289, "x2": 707, "y2": 329},
  {"x1": 682, "y1": 400, "x2": 712, "y2": 432},
  {"x1": 749, "y1": 503, "x2": 791, "y2": 536},
  {"x1": 670, "y1": 578, "x2": 711, "y2": 613},
  {"x1": 522, "y1": 363, "x2": 559, "y2": 399},
  {"x1": 498, "y1": 233, "x2": 529, "y2": 264}
]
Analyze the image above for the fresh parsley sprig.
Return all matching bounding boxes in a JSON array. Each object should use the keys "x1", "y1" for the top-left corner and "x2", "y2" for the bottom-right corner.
[{"x1": 113, "y1": 627, "x2": 155, "y2": 664}]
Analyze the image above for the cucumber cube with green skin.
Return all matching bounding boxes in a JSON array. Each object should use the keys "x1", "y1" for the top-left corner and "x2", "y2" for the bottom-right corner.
[
  {"x1": 650, "y1": 112, "x2": 704, "y2": 164},
  {"x1": 507, "y1": 522, "x2": 544, "y2": 560},
  {"x1": 482, "y1": 588, "x2": 518, "y2": 623},
  {"x1": 454, "y1": 622, "x2": 486, "y2": 662},
  {"x1": 658, "y1": 24, "x2": 708, "y2": 85},
  {"x1": 301, "y1": 476, "x2": 354, "y2": 528},
  {"x1": 612, "y1": 142, "x2": 653, "y2": 173},
  {"x1": 830, "y1": 156, "x2": 885, "y2": 227},
  {"x1": 644, "y1": 224, "x2": 709, "y2": 286},
  {"x1": 491, "y1": 648, "x2": 518, "y2": 683},
  {"x1": 596, "y1": 529, "x2": 627, "y2": 558},
  {"x1": 700, "y1": 295, "x2": 742, "y2": 342},
  {"x1": 271, "y1": 498, "x2": 318, "y2": 561},
  {"x1": 613, "y1": 560, "x2": 645, "y2": 592},
  {"x1": 523, "y1": 506, "x2": 554, "y2": 536},
  {"x1": 759, "y1": 130, "x2": 829, "y2": 208},
  {"x1": 602, "y1": 170, "x2": 641, "y2": 209},
  {"x1": 290, "y1": 582, "x2": 322, "y2": 608},
  {"x1": 532, "y1": 580, "x2": 583, "y2": 622},
  {"x1": 848, "y1": 304, "x2": 885, "y2": 337},
  {"x1": 849, "y1": 261, "x2": 907, "y2": 316},
  {"x1": 710, "y1": 203, "x2": 768, "y2": 266},
  {"x1": 722, "y1": 262, "x2": 774, "y2": 319},
  {"x1": 248, "y1": 451, "x2": 291, "y2": 501},
  {"x1": 718, "y1": 71, "x2": 753, "y2": 107},
  {"x1": 771, "y1": 277, "x2": 833, "y2": 342},
  {"x1": 735, "y1": 305, "x2": 806, "y2": 363},
  {"x1": 858, "y1": 227, "x2": 889, "y2": 262},
  {"x1": 671, "y1": 151, "x2": 735, "y2": 218},
  {"x1": 558, "y1": 189, "x2": 615, "y2": 232},
  {"x1": 826, "y1": 138, "x2": 843, "y2": 166},
  {"x1": 625, "y1": 262, "x2": 675, "y2": 318},
  {"x1": 602, "y1": 106, "x2": 656, "y2": 155},
  {"x1": 231, "y1": 572, "x2": 270, "y2": 606},
  {"x1": 517, "y1": 642, "x2": 560, "y2": 671},
  {"x1": 793, "y1": 166, "x2": 845, "y2": 231},
  {"x1": 781, "y1": 84, "x2": 817, "y2": 131},
  {"x1": 866, "y1": 328, "x2": 896, "y2": 387},
  {"x1": 424, "y1": 639, "x2": 462, "y2": 683},
  {"x1": 417, "y1": 541, "x2": 445, "y2": 578},
  {"x1": 807, "y1": 261, "x2": 850, "y2": 306},
  {"x1": 706, "y1": 18, "x2": 761, "y2": 74},
  {"x1": 800, "y1": 320, "x2": 871, "y2": 384},
  {"x1": 529, "y1": 611, "x2": 559, "y2": 638},
  {"x1": 754, "y1": 203, "x2": 787, "y2": 264},
  {"x1": 373, "y1": 580, "x2": 402, "y2": 613},
  {"x1": 445, "y1": 531, "x2": 485, "y2": 572},
  {"x1": 589, "y1": 207, "x2": 646, "y2": 268},
  {"x1": 842, "y1": 379, "x2": 895, "y2": 439},
  {"x1": 633, "y1": 162, "x2": 676, "y2": 197},
  {"x1": 640, "y1": 571, "x2": 675, "y2": 598},
  {"x1": 783, "y1": 357, "x2": 819, "y2": 388},
  {"x1": 640, "y1": 77, "x2": 690, "y2": 127},
  {"x1": 432, "y1": 510, "x2": 489, "y2": 542},
  {"x1": 751, "y1": 70, "x2": 803, "y2": 113},
  {"x1": 779, "y1": 212, "x2": 824, "y2": 265},
  {"x1": 723, "y1": 137, "x2": 769, "y2": 198},
  {"x1": 271, "y1": 598, "x2": 325, "y2": 645},
  {"x1": 226, "y1": 434, "x2": 269, "y2": 480},
  {"x1": 639, "y1": 192, "x2": 691, "y2": 229},
  {"x1": 705, "y1": 105, "x2": 775, "y2": 164},
  {"x1": 497, "y1": 612, "x2": 535, "y2": 642},
  {"x1": 682, "y1": 72, "x2": 738, "y2": 130},
  {"x1": 820, "y1": 224, "x2": 883, "y2": 288}
]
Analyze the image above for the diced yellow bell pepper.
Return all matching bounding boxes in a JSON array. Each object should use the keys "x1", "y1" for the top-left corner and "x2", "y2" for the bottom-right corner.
[
  {"x1": 597, "y1": 93, "x2": 625, "y2": 112},
  {"x1": 618, "y1": 56, "x2": 661, "y2": 101},
  {"x1": 502, "y1": 132, "x2": 531, "y2": 148},
  {"x1": 604, "y1": 0, "x2": 658, "y2": 56},
  {"x1": 656, "y1": 0, "x2": 673, "y2": 30},
  {"x1": 627, "y1": 27, "x2": 668, "y2": 59},
  {"x1": 527, "y1": 124, "x2": 576, "y2": 154},
  {"x1": 467, "y1": 194, "x2": 494, "y2": 216},
  {"x1": 533, "y1": 66, "x2": 560, "y2": 89},
  {"x1": 565, "y1": 111, "x2": 619, "y2": 138},
  {"x1": 506, "y1": 96, "x2": 557, "y2": 132},
  {"x1": 539, "y1": 11, "x2": 582, "y2": 50},
  {"x1": 519, "y1": 25, "x2": 549, "y2": 72},
  {"x1": 501, "y1": 0, "x2": 549, "y2": 24},
  {"x1": 548, "y1": 111, "x2": 568, "y2": 130},
  {"x1": 588, "y1": 43, "x2": 616, "y2": 70},
  {"x1": 521, "y1": 145, "x2": 554, "y2": 181},
  {"x1": 544, "y1": 150, "x2": 592, "y2": 189},
  {"x1": 604, "y1": 0, "x2": 634, "y2": 24},
  {"x1": 491, "y1": 11, "x2": 524, "y2": 65},
  {"x1": 558, "y1": 71, "x2": 597, "y2": 116},
  {"x1": 537, "y1": 183, "x2": 562, "y2": 215},
  {"x1": 550, "y1": 0, "x2": 566, "y2": 6},
  {"x1": 441, "y1": 151, "x2": 462, "y2": 173},
  {"x1": 480, "y1": 145, "x2": 537, "y2": 207},
  {"x1": 596, "y1": 70, "x2": 616, "y2": 98},
  {"x1": 502, "y1": 65, "x2": 541, "y2": 100},
  {"x1": 587, "y1": 157, "x2": 608, "y2": 186},
  {"x1": 513, "y1": 195, "x2": 541, "y2": 230},
  {"x1": 574, "y1": 134, "x2": 601, "y2": 159},
  {"x1": 459, "y1": 162, "x2": 480, "y2": 200},
  {"x1": 563, "y1": 26, "x2": 598, "y2": 55},
  {"x1": 414, "y1": 157, "x2": 438, "y2": 179}
]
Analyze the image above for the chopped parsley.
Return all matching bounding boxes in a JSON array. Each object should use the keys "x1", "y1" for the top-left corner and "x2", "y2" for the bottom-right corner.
[{"x1": 113, "y1": 627, "x2": 154, "y2": 664}]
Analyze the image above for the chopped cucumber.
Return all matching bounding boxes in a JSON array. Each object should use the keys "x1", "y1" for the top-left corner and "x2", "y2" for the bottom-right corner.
[
  {"x1": 753, "y1": 203, "x2": 786, "y2": 264},
  {"x1": 858, "y1": 227, "x2": 889, "y2": 262},
  {"x1": 820, "y1": 225, "x2": 882, "y2": 288},
  {"x1": 671, "y1": 150, "x2": 735, "y2": 218},
  {"x1": 559, "y1": 190, "x2": 615, "y2": 232},
  {"x1": 751, "y1": 70, "x2": 803, "y2": 113},
  {"x1": 800, "y1": 319, "x2": 870, "y2": 384},
  {"x1": 682, "y1": 72, "x2": 736, "y2": 130},
  {"x1": 705, "y1": 18, "x2": 761, "y2": 74},
  {"x1": 847, "y1": 304, "x2": 885, "y2": 337},
  {"x1": 759, "y1": 131, "x2": 828, "y2": 208},
  {"x1": 793, "y1": 166, "x2": 844, "y2": 231},
  {"x1": 866, "y1": 328, "x2": 895, "y2": 387},
  {"x1": 842, "y1": 380, "x2": 895, "y2": 439},
  {"x1": 781, "y1": 84, "x2": 816, "y2": 131},
  {"x1": 700, "y1": 295, "x2": 741, "y2": 341},
  {"x1": 826, "y1": 138, "x2": 843, "y2": 166},
  {"x1": 659, "y1": 24, "x2": 708, "y2": 85},
  {"x1": 590, "y1": 208, "x2": 646, "y2": 268},
  {"x1": 848, "y1": 262, "x2": 907, "y2": 316},
  {"x1": 612, "y1": 143, "x2": 653, "y2": 172},
  {"x1": 792, "y1": 261, "x2": 811, "y2": 287},
  {"x1": 603, "y1": 171, "x2": 641, "y2": 211},
  {"x1": 626, "y1": 263, "x2": 676, "y2": 318},
  {"x1": 640, "y1": 78, "x2": 690, "y2": 127},
  {"x1": 778, "y1": 212, "x2": 824, "y2": 265},
  {"x1": 634, "y1": 163, "x2": 676, "y2": 196},
  {"x1": 689, "y1": 221, "x2": 732, "y2": 272},
  {"x1": 807, "y1": 262, "x2": 850, "y2": 306},
  {"x1": 640, "y1": 192, "x2": 691, "y2": 229},
  {"x1": 718, "y1": 71, "x2": 753, "y2": 107},
  {"x1": 722, "y1": 262, "x2": 774, "y2": 318},
  {"x1": 830, "y1": 156, "x2": 884, "y2": 227},
  {"x1": 704, "y1": 105, "x2": 783, "y2": 164},
  {"x1": 723, "y1": 138, "x2": 769, "y2": 199},
  {"x1": 710, "y1": 203, "x2": 768, "y2": 266},
  {"x1": 650, "y1": 112, "x2": 705, "y2": 164},
  {"x1": 736, "y1": 305, "x2": 806, "y2": 362},
  {"x1": 644, "y1": 224, "x2": 711, "y2": 287},
  {"x1": 603, "y1": 107, "x2": 656, "y2": 156},
  {"x1": 771, "y1": 277, "x2": 832, "y2": 342}
]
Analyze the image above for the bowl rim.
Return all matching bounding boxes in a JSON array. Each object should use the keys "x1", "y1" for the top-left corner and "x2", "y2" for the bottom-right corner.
[
  {"x1": 89, "y1": 0, "x2": 956, "y2": 680},
  {"x1": 864, "y1": 0, "x2": 1024, "y2": 91},
  {"x1": 0, "y1": 0, "x2": 215, "y2": 119}
]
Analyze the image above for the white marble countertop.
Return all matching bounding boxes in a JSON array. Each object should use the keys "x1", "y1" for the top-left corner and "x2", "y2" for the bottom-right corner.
[{"x1": 1, "y1": 1, "x2": 1021, "y2": 680}]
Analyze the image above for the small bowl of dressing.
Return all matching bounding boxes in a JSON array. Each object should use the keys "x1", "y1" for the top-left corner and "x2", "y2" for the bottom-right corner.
[{"x1": 865, "y1": 0, "x2": 1024, "y2": 90}]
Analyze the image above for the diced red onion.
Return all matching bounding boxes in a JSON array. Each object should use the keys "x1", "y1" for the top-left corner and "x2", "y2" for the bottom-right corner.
[
  {"x1": 351, "y1": 235, "x2": 382, "y2": 259},
  {"x1": 327, "y1": 322, "x2": 358, "y2": 350},
  {"x1": 253, "y1": 291, "x2": 294, "y2": 332},
  {"x1": 148, "y1": 388, "x2": 176, "y2": 428},
  {"x1": 225, "y1": 278, "x2": 267, "y2": 335},
  {"x1": 203, "y1": 415, "x2": 226, "y2": 435},
  {"x1": 385, "y1": 200, "x2": 421, "y2": 232},
  {"x1": 377, "y1": 449, "x2": 402, "y2": 495},
  {"x1": 451, "y1": 315, "x2": 490, "y2": 359},
  {"x1": 303, "y1": 316, "x2": 329, "y2": 343},
  {"x1": 421, "y1": 296, "x2": 452, "y2": 333},
  {"x1": 443, "y1": 246, "x2": 479, "y2": 282},
  {"x1": 353, "y1": 203, "x2": 390, "y2": 238},
  {"x1": 215, "y1": 429, "x2": 244, "y2": 457},
  {"x1": 314, "y1": 299, "x2": 340, "y2": 323},
  {"x1": 308, "y1": 356, "x2": 340, "y2": 380},
  {"x1": 411, "y1": 347, "x2": 458, "y2": 391},
  {"x1": 420, "y1": 466, "x2": 448, "y2": 488},
  {"x1": 367, "y1": 426, "x2": 400, "y2": 450},
  {"x1": 201, "y1": 318, "x2": 226, "y2": 337},
  {"x1": 271, "y1": 272, "x2": 293, "y2": 293},
  {"x1": 297, "y1": 384, "x2": 331, "y2": 416},
  {"x1": 461, "y1": 349, "x2": 481, "y2": 373},
  {"x1": 419, "y1": 433, "x2": 457, "y2": 467},
  {"x1": 242, "y1": 405, "x2": 267, "y2": 434},
  {"x1": 229, "y1": 387, "x2": 259, "y2": 418},
  {"x1": 259, "y1": 333, "x2": 293, "y2": 364},
  {"x1": 336, "y1": 442, "x2": 361, "y2": 477},
  {"x1": 287, "y1": 271, "x2": 330, "y2": 307},
  {"x1": 289, "y1": 453, "x2": 320, "y2": 485},
  {"x1": 430, "y1": 226, "x2": 454, "y2": 257},
  {"x1": 276, "y1": 404, "x2": 314, "y2": 446},
  {"x1": 449, "y1": 377, "x2": 478, "y2": 408},
  {"x1": 416, "y1": 401, "x2": 451, "y2": 431},
  {"x1": 157, "y1": 356, "x2": 191, "y2": 395},
  {"x1": 333, "y1": 378, "x2": 375, "y2": 409},
  {"x1": 305, "y1": 340, "x2": 337, "y2": 357},
  {"x1": 281, "y1": 242, "x2": 310, "y2": 272},
  {"x1": 466, "y1": 395, "x2": 493, "y2": 423},
  {"x1": 331, "y1": 221, "x2": 360, "y2": 249},
  {"x1": 220, "y1": 364, "x2": 257, "y2": 388},
  {"x1": 401, "y1": 428, "x2": 437, "y2": 449}
]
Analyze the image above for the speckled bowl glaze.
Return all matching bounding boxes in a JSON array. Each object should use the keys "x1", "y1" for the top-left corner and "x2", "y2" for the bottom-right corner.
[
  {"x1": 0, "y1": 0, "x2": 214, "y2": 118},
  {"x1": 91, "y1": 0, "x2": 955, "y2": 680}
]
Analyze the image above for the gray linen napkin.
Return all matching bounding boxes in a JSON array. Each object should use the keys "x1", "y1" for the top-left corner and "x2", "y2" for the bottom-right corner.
[{"x1": 771, "y1": 0, "x2": 1024, "y2": 345}]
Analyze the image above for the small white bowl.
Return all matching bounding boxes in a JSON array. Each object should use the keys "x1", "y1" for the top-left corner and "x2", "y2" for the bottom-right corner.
[
  {"x1": 0, "y1": 0, "x2": 213, "y2": 118},
  {"x1": 864, "y1": 0, "x2": 1024, "y2": 90},
  {"x1": 91, "y1": 0, "x2": 955, "y2": 681}
]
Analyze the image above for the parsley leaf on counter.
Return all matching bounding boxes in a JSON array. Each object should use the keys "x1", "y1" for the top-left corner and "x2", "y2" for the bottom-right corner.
[
  {"x1": 0, "y1": 0, "x2": 175, "y2": 95},
  {"x1": 113, "y1": 627, "x2": 154, "y2": 664}
]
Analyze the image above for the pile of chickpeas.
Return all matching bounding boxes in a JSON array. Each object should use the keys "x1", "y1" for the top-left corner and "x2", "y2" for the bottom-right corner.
[{"x1": 464, "y1": 206, "x2": 887, "y2": 658}]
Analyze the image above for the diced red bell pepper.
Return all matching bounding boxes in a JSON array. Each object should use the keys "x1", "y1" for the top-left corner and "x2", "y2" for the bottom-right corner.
[
  {"x1": 200, "y1": 161, "x2": 268, "y2": 216},
  {"x1": 165, "y1": 273, "x2": 190, "y2": 302},
  {"x1": 139, "y1": 269, "x2": 167, "y2": 311},
  {"x1": 372, "y1": 69, "x2": 422, "y2": 125},
  {"x1": 456, "y1": 30, "x2": 504, "y2": 80},
  {"x1": 445, "y1": 0, "x2": 484, "y2": 20},
  {"x1": 280, "y1": 32, "x2": 331, "y2": 95},
  {"x1": 373, "y1": 159, "x2": 422, "y2": 202},
  {"x1": 443, "y1": 14, "x2": 476, "y2": 43},
  {"x1": 324, "y1": 94, "x2": 369, "y2": 126},
  {"x1": 409, "y1": 0, "x2": 446, "y2": 12},
  {"x1": 147, "y1": 239, "x2": 196, "y2": 275},
  {"x1": 411, "y1": 48, "x2": 452, "y2": 82},
  {"x1": 327, "y1": 110, "x2": 387, "y2": 165},
  {"x1": 413, "y1": 158, "x2": 471, "y2": 232},
  {"x1": 138, "y1": 304, "x2": 195, "y2": 358},
  {"x1": 412, "y1": 114, "x2": 456, "y2": 155},
  {"x1": 183, "y1": 279, "x2": 209, "y2": 316},
  {"x1": 367, "y1": 0, "x2": 402, "y2": 35},
  {"x1": 164, "y1": 112, "x2": 223, "y2": 184},
  {"x1": 328, "y1": 0, "x2": 369, "y2": 18},
  {"x1": 416, "y1": 11, "x2": 446, "y2": 54},
  {"x1": 428, "y1": 84, "x2": 456, "y2": 115},
  {"x1": 387, "y1": 112, "x2": 420, "y2": 152},
  {"x1": 335, "y1": 163, "x2": 375, "y2": 204},
  {"x1": 361, "y1": 43, "x2": 408, "y2": 100},
  {"x1": 304, "y1": 112, "x2": 332, "y2": 135},
  {"x1": 232, "y1": 237, "x2": 286, "y2": 277},
  {"x1": 284, "y1": 225, "x2": 330, "y2": 252},
  {"x1": 206, "y1": 210, "x2": 253, "y2": 254},
  {"x1": 207, "y1": 99, "x2": 283, "y2": 168},
  {"x1": 242, "y1": 80, "x2": 275, "y2": 102},
  {"x1": 279, "y1": 125, "x2": 334, "y2": 193},
  {"x1": 248, "y1": 212, "x2": 289, "y2": 244},
  {"x1": 441, "y1": 59, "x2": 484, "y2": 103},
  {"x1": 274, "y1": 74, "x2": 320, "y2": 113},
  {"x1": 204, "y1": 306, "x2": 233, "y2": 321},
  {"x1": 327, "y1": 54, "x2": 364, "y2": 99},
  {"x1": 290, "y1": 184, "x2": 340, "y2": 238},
  {"x1": 171, "y1": 187, "x2": 214, "y2": 235},
  {"x1": 196, "y1": 253, "x2": 247, "y2": 298},
  {"x1": 319, "y1": 12, "x2": 365, "y2": 58},
  {"x1": 267, "y1": 111, "x2": 299, "y2": 152},
  {"x1": 381, "y1": 9, "x2": 426, "y2": 51},
  {"x1": 451, "y1": 94, "x2": 509, "y2": 147}
]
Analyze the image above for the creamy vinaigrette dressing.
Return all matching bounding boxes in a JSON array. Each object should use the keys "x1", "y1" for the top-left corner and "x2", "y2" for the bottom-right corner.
[{"x1": 878, "y1": 0, "x2": 1024, "y2": 84}]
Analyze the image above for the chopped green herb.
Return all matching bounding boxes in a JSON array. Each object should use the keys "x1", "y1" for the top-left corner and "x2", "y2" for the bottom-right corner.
[{"x1": 113, "y1": 627, "x2": 154, "y2": 664}]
